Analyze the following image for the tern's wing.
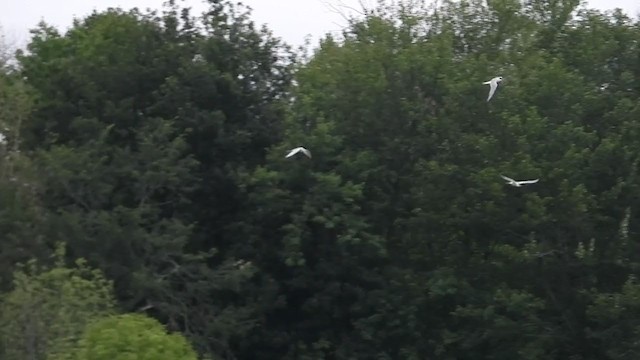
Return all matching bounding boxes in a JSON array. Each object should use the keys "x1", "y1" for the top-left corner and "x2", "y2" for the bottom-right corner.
[
  {"x1": 487, "y1": 81, "x2": 498, "y2": 101},
  {"x1": 285, "y1": 148, "x2": 301, "y2": 158},
  {"x1": 500, "y1": 174, "x2": 515, "y2": 182},
  {"x1": 482, "y1": 80, "x2": 491, "y2": 84},
  {"x1": 300, "y1": 148, "x2": 312, "y2": 158},
  {"x1": 517, "y1": 179, "x2": 539, "y2": 185}
]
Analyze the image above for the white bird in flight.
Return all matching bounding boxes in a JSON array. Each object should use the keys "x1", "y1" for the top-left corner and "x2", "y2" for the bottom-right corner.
[
  {"x1": 285, "y1": 147, "x2": 311, "y2": 159},
  {"x1": 483, "y1": 76, "x2": 503, "y2": 102},
  {"x1": 500, "y1": 175, "x2": 539, "y2": 187}
]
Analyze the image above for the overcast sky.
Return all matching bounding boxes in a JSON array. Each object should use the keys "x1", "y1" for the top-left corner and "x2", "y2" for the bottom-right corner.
[{"x1": 1, "y1": 0, "x2": 639, "y2": 49}]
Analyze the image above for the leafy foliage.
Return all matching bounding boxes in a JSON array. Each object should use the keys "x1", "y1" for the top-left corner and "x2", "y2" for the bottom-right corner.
[
  {"x1": 1, "y1": 0, "x2": 640, "y2": 358},
  {"x1": 62, "y1": 313, "x2": 198, "y2": 360},
  {"x1": 0, "y1": 244, "x2": 115, "y2": 360}
]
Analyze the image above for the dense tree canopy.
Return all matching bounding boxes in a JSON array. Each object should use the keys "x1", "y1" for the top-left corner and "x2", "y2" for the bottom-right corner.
[{"x1": 1, "y1": 0, "x2": 640, "y2": 358}]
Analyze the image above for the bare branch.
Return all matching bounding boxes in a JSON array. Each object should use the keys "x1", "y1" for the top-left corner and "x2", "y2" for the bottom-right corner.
[{"x1": 321, "y1": 0, "x2": 357, "y2": 24}]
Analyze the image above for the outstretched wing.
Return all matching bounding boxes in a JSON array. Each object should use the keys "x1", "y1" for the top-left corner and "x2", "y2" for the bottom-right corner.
[
  {"x1": 487, "y1": 81, "x2": 498, "y2": 101},
  {"x1": 301, "y1": 148, "x2": 312, "y2": 158},
  {"x1": 517, "y1": 179, "x2": 539, "y2": 185},
  {"x1": 500, "y1": 174, "x2": 515, "y2": 182},
  {"x1": 285, "y1": 147, "x2": 301, "y2": 158}
]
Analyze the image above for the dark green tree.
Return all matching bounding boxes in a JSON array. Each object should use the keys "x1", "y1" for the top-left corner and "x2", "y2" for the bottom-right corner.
[{"x1": 16, "y1": 1, "x2": 294, "y2": 358}]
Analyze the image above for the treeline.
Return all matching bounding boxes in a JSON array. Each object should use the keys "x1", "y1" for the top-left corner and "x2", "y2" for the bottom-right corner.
[{"x1": 1, "y1": 0, "x2": 640, "y2": 358}]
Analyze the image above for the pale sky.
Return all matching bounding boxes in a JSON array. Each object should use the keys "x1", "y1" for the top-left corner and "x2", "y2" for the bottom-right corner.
[{"x1": 1, "y1": 0, "x2": 639, "y2": 50}]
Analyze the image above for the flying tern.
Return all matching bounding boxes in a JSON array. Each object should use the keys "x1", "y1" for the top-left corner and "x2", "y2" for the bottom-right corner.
[
  {"x1": 285, "y1": 147, "x2": 311, "y2": 159},
  {"x1": 483, "y1": 76, "x2": 503, "y2": 102},
  {"x1": 500, "y1": 174, "x2": 539, "y2": 187}
]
